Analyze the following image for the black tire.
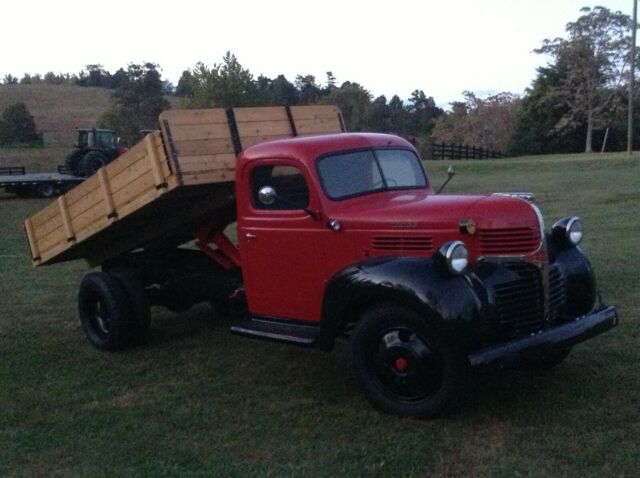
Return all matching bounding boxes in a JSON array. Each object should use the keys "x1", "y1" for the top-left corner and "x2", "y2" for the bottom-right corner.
[
  {"x1": 350, "y1": 304, "x2": 465, "y2": 417},
  {"x1": 78, "y1": 272, "x2": 131, "y2": 351},
  {"x1": 108, "y1": 268, "x2": 151, "y2": 345},
  {"x1": 80, "y1": 151, "x2": 107, "y2": 177},
  {"x1": 36, "y1": 183, "x2": 55, "y2": 198},
  {"x1": 518, "y1": 347, "x2": 572, "y2": 371}
]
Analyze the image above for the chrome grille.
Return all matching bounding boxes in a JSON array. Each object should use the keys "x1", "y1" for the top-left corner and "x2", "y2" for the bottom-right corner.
[{"x1": 478, "y1": 227, "x2": 541, "y2": 255}]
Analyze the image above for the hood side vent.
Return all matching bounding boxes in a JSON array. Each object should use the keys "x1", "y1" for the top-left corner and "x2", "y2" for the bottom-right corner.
[{"x1": 371, "y1": 236, "x2": 433, "y2": 254}]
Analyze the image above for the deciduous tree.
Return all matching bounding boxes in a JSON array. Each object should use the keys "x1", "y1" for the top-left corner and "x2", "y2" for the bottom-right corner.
[{"x1": 535, "y1": 6, "x2": 634, "y2": 152}]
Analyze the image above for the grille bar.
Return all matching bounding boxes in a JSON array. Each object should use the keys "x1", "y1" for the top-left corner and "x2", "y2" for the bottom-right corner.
[{"x1": 479, "y1": 227, "x2": 541, "y2": 255}]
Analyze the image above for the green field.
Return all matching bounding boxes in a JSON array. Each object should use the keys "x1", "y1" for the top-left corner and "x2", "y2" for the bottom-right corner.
[{"x1": 1, "y1": 152, "x2": 638, "y2": 477}]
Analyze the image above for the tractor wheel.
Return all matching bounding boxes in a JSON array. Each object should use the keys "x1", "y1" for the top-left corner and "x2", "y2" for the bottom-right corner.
[
  {"x1": 36, "y1": 183, "x2": 55, "y2": 198},
  {"x1": 350, "y1": 304, "x2": 466, "y2": 417},
  {"x1": 80, "y1": 151, "x2": 107, "y2": 177},
  {"x1": 78, "y1": 272, "x2": 131, "y2": 351}
]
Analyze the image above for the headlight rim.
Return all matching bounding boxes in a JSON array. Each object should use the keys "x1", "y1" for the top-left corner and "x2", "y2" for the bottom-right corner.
[
  {"x1": 552, "y1": 216, "x2": 583, "y2": 248},
  {"x1": 438, "y1": 240, "x2": 469, "y2": 275}
]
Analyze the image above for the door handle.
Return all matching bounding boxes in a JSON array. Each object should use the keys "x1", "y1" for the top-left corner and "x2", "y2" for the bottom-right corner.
[{"x1": 245, "y1": 233, "x2": 257, "y2": 239}]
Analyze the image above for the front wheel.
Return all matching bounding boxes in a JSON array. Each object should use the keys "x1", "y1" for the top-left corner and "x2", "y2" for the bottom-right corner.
[{"x1": 350, "y1": 304, "x2": 465, "y2": 417}]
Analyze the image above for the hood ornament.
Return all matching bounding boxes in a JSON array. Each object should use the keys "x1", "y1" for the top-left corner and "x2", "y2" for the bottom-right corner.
[{"x1": 492, "y1": 192, "x2": 536, "y2": 203}]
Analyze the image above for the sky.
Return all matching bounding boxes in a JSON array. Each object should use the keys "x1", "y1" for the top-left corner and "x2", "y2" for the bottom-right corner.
[{"x1": 1, "y1": 0, "x2": 635, "y2": 107}]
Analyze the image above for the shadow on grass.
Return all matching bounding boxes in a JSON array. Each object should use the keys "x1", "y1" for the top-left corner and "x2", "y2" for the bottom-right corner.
[{"x1": 132, "y1": 305, "x2": 608, "y2": 421}]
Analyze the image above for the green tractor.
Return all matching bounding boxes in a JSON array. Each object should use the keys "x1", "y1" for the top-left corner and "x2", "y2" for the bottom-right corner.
[{"x1": 65, "y1": 128, "x2": 127, "y2": 177}]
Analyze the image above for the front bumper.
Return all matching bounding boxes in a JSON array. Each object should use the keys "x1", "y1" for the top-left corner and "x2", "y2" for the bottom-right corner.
[{"x1": 467, "y1": 305, "x2": 618, "y2": 367}]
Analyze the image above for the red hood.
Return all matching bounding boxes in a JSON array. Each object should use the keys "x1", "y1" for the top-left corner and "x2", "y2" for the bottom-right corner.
[
  {"x1": 332, "y1": 191, "x2": 543, "y2": 259},
  {"x1": 333, "y1": 191, "x2": 540, "y2": 232}
]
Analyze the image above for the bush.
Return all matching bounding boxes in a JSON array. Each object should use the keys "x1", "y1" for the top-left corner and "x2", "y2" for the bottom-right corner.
[{"x1": 0, "y1": 102, "x2": 44, "y2": 147}]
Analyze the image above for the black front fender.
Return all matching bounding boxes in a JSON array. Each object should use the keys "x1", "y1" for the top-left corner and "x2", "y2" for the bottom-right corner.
[{"x1": 319, "y1": 256, "x2": 484, "y2": 350}]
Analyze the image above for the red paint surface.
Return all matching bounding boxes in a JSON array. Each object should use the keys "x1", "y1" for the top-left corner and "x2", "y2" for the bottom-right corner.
[{"x1": 235, "y1": 133, "x2": 543, "y2": 323}]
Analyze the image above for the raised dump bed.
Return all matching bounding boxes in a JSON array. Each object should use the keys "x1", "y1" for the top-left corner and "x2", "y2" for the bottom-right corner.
[{"x1": 24, "y1": 105, "x2": 344, "y2": 267}]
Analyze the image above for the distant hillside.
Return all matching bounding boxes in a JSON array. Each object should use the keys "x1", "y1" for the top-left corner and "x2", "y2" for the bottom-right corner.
[{"x1": 0, "y1": 84, "x2": 112, "y2": 148}]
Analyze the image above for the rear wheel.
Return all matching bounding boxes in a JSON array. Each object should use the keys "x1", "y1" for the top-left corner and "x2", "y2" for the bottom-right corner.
[
  {"x1": 350, "y1": 304, "x2": 465, "y2": 417},
  {"x1": 108, "y1": 267, "x2": 151, "y2": 345},
  {"x1": 80, "y1": 151, "x2": 107, "y2": 177},
  {"x1": 78, "y1": 272, "x2": 130, "y2": 351}
]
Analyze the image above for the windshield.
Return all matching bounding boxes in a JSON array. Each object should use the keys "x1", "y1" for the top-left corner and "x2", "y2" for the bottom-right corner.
[{"x1": 317, "y1": 148, "x2": 428, "y2": 200}]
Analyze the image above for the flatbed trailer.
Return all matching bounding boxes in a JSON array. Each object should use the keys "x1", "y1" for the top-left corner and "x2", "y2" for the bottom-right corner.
[{"x1": 0, "y1": 166, "x2": 83, "y2": 198}]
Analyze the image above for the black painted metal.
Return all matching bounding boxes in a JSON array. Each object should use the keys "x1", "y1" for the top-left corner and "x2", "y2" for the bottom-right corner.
[
  {"x1": 319, "y1": 244, "x2": 606, "y2": 353},
  {"x1": 285, "y1": 106, "x2": 298, "y2": 137},
  {"x1": 231, "y1": 316, "x2": 319, "y2": 346},
  {"x1": 467, "y1": 305, "x2": 618, "y2": 366},
  {"x1": 319, "y1": 256, "x2": 484, "y2": 351},
  {"x1": 162, "y1": 119, "x2": 183, "y2": 185},
  {"x1": 0, "y1": 166, "x2": 26, "y2": 175},
  {"x1": 225, "y1": 108, "x2": 243, "y2": 156}
]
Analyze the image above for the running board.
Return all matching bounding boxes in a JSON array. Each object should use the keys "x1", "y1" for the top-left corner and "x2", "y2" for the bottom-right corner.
[{"x1": 230, "y1": 317, "x2": 319, "y2": 346}]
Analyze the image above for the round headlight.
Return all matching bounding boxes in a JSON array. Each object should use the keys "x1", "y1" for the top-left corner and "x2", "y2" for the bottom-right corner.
[
  {"x1": 552, "y1": 216, "x2": 583, "y2": 247},
  {"x1": 438, "y1": 241, "x2": 469, "y2": 275}
]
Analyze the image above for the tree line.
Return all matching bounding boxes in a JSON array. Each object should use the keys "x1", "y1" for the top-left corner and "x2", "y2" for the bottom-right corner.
[{"x1": 2, "y1": 6, "x2": 636, "y2": 156}]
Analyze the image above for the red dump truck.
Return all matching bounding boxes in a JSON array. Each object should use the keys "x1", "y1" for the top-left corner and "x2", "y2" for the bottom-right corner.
[{"x1": 24, "y1": 106, "x2": 618, "y2": 417}]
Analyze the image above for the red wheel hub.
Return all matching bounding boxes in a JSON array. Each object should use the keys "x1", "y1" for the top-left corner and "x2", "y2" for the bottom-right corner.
[{"x1": 394, "y1": 357, "x2": 409, "y2": 372}]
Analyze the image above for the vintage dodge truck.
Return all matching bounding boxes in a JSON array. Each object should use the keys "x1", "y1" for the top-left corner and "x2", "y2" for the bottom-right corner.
[{"x1": 25, "y1": 106, "x2": 618, "y2": 417}]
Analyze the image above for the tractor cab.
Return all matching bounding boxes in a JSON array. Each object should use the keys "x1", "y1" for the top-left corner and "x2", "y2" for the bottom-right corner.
[
  {"x1": 66, "y1": 128, "x2": 125, "y2": 177},
  {"x1": 76, "y1": 128, "x2": 119, "y2": 151}
]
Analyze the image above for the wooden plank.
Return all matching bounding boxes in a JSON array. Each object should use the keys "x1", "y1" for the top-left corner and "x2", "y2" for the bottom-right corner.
[
  {"x1": 58, "y1": 196, "x2": 75, "y2": 242},
  {"x1": 64, "y1": 174, "x2": 101, "y2": 208},
  {"x1": 236, "y1": 120, "x2": 293, "y2": 137},
  {"x1": 159, "y1": 108, "x2": 228, "y2": 126},
  {"x1": 103, "y1": 142, "x2": 149, "y2": 181},
  {"x1": 24, "y1": 219, "x2": 40, "y2": 262},
  {"x1": 290, "y1": 105, "x2": 341, "y2": 120},
  {"x1": 30, "y1": 200, "x2": 61, "y2": 228},
  {"x1": 145, "y1": 133, "x2": 167, "y2": 191},
  {"x1": 31, "y1": 212, "x2": 64, "y2": 242},
  {"x1": 177, "y1": 154, "x2": 237, "y2": 173},
  {"x1": 233, "y1": 107, "x2": 289, "y2": 122},
  {"x1": 169, "y1": 123, "x2": 233, "y2": 142},
  {"x1": 241, "y1": 135, "x2": 290, "y2": 148},
  {"x1": 97, "y1": 168, "x2": 117, "y2": 219},
  {"x1": 171, "y1": 138, "x2": 234, "y2": 157},
  {"x1": 38, "y1": 239, "x2": 70, "y2": 265},
  {"x1": 181, "y1": 168, "x2": 236, "y2": 185},
  {"x1": 294, "y1": 118, "x2": 342, "y2": 135}
]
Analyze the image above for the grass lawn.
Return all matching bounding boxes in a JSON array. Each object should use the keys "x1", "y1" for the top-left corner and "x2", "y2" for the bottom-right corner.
[{"x1": 0, "y1": 152, "x2": 638, "y2": 476}]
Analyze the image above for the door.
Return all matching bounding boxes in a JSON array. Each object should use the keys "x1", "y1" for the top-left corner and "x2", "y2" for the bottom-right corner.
[{"x1": 238, "y1": 161, "x2": 327, "y2": 322}]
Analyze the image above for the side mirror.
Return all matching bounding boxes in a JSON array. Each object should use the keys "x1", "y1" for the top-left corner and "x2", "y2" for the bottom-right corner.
[
  {"x1": 436, "y1": 164, "x2": 457, "y2": 195},
  {"x1": 258, "y1": 186, "x2": 277, "y2": 206}
]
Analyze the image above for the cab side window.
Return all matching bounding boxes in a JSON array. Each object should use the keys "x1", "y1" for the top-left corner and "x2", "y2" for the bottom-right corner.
[{"x1": 251, "y1": 165, "x2": 310, "y2": 210}]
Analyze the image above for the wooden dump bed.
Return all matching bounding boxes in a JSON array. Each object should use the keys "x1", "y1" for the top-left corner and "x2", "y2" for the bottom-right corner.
[{"x1": 25, "y1": 105, "x2": 344, "y2": 267}]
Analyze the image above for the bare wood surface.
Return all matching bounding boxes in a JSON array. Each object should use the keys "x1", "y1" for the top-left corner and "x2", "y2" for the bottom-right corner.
[{"x1": 28, "y1": 106, "x2": 343, "y2": 266}]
